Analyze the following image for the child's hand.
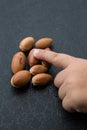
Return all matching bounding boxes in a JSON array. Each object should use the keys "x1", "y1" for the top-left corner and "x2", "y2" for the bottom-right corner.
[{"x1": 34, "y1": 49, "x2": 87, "y2": 113}]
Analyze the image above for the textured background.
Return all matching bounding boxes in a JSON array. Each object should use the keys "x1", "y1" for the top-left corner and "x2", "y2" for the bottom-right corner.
[{"x1": 0, "y1": 0, "x2": 87, "y2": 130}]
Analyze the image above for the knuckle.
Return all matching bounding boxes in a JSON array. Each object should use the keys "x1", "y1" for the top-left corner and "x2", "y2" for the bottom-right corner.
[
  {"x1": 54, "y1": 71, "x2": 64, "y2": 87},
  {"x1": 65, "y1": 77, "x2": 77, "y2": 86},
  {"x1": 58, "y1": 87, "x2": 62, "y2": 99},
  {"x1": 54, "y1": 76, "x2": 58, "y2": 87},
  {"x1": 62, "y1": 90, "x2": 79, "y2": 112},
  {"x1": 54, "y1": 74, "x2": 60, "y2": 87}
]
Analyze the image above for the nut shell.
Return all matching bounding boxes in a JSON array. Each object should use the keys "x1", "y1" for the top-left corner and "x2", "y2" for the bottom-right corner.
[
  {"x1": 11, "y1": 52, "x2": 26, "y2": 74},
  {"x1": 30, "y1": 65, "x2": 48, "y2": 75},
  {"x1": 35, "y1": 38, "x2": 53, "y2": 49},
  {"x1": 11, "y1": 70, "x2": 31, "y2": 88},
  {"x1": 19, "y1": 37, "x2": 35, "y2": 52},
  {"x1": 32, "y1": 73, "x2": 52, "y2": 86},
  {"x1": 27, "y1": 49, "x2": 39, "y2": 67}
]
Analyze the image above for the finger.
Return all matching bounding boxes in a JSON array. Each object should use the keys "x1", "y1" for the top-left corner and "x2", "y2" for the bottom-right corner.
[
  {"x1": 54, "y1": 70, "x2": 66, "y2": 88},
  {"x1": 69, "y1": 88, "x2": 87, "y2": 113},
  {"x1": 62, "y1": 95, "x2": 76, "y2": 112},
  {"x1": 33, "y1": 49, "x2": 75, "y2": 68},
  {"x1": 58, "y1": 83, "x2": 67, "y2": 100}
]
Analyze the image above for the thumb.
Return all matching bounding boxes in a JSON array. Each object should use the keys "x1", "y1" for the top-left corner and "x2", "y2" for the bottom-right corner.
[{"x1": 33, "y1": 49, "x2": 75, "y2": 69}]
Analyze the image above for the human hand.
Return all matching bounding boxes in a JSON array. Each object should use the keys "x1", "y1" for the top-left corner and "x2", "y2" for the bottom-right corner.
[{"x1": 33, "y1": 49, "x2": 87, "y2": 113}]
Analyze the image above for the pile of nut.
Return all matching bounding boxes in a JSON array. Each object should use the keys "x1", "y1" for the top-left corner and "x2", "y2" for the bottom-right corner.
[{"x1": 11, "y1": 37, "x2": 53, "y2": 88}]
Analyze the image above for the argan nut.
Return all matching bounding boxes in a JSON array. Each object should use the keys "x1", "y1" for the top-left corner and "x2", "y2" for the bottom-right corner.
[
  {"x1": 11, "y1": 52, "x2": 26, "y2": 74},
  {"x1": 19, "y1": 37, "x2": 35, "y2": 52},
  {"x1": 45, "y1": 47, "x2": 51, "y2": 51},
  {"x1": 32, "y1": 73, "x2": 52, "y2": 86},
  {"x1": 11, "y1": 70, "x2": 31, "y2": 88},
  {"x1": 35, "y1": 38, "x2": 53, "y2": 49},
  {"x1": 27, "y1": 49, "x2": 39, "y2": 67},
  {"x1": 30, "y1": 65, "x2": 48, "y2": 75},
  {"x1": 41, "y1": 48, "x2": 51, "y2": 68}
]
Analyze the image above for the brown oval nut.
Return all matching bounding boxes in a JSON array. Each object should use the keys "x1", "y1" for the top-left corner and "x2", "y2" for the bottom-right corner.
[
  {"x1": 11, "y1": 70, "x2": 31, "y2": 88},
  {"x1": 32, "y1": 73, "x2": 52, "y2": 86},
  {"x1": 11, "y1": 52, "x2": 26, "y2": 74},
  {"x1": 30, "y1": 65, "x2": 48, "y2": 75},
  {"x1": 41, "y1": 48, "x2": 51, "y2": 68},
  {"x1": 27, "y1": 49, "x2": 39, "y2": 67},
  {"x1": 35, "y1": 38, "x2": 53, "y2": 49},
  {"x1": 19, "y1": 37, "x2": 35, "y2": 52}
]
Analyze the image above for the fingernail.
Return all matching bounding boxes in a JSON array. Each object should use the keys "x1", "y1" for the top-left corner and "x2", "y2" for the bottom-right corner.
[{"x1": 33, "y1": 49, "x2": 40, "y2": 56}]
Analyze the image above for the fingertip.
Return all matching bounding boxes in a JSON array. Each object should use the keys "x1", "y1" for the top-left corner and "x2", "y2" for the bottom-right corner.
[{"x1": 33, "y1": 49, "x2": 40, "y2": 57}]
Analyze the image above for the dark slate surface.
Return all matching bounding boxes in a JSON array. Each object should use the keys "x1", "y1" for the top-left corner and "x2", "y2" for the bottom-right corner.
[{"x1": 0, "y1": 0, "x2": 87, "y2": 130}]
